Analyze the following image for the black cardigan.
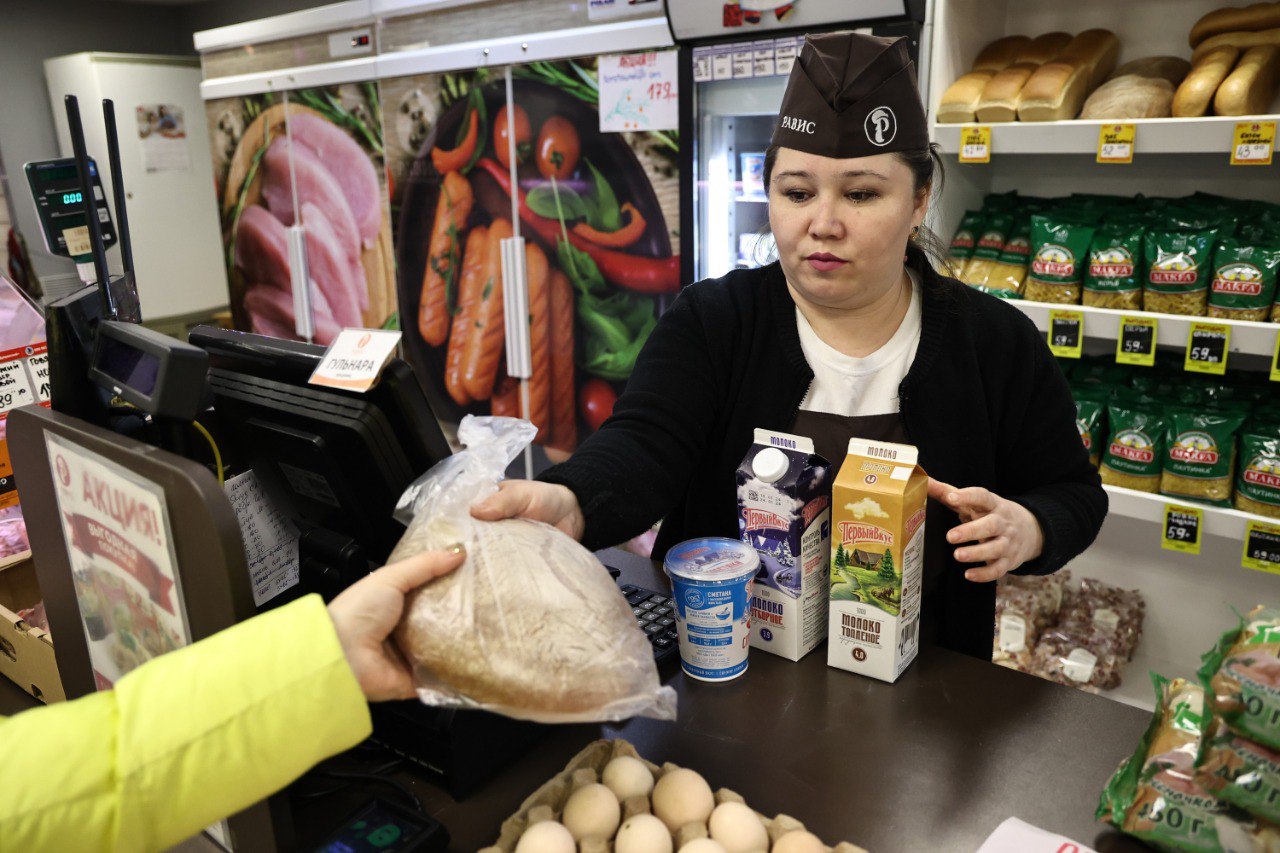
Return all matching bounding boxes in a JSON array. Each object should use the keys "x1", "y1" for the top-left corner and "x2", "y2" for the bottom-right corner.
[{"x1": 540, "y1": 250, "x2": 1108, "y2": 658}]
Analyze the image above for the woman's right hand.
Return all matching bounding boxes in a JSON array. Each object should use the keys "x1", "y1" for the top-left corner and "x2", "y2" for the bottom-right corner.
[{"x1": 470, "y1": 480, "x2": 586, "y2": 541}]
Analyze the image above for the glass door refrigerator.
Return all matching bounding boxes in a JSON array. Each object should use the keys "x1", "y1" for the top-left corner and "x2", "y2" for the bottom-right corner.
[{"x1": 670, "y1": 1, "x2": 927, "y2": 284}]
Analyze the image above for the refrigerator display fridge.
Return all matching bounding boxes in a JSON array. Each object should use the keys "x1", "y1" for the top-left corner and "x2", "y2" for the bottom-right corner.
[{"x1": 670, "y1": 1, "x2": 926, "y2": 284}]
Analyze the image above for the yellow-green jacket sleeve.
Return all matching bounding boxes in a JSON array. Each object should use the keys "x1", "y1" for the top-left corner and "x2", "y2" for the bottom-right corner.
[{"x1": 0, "y1": 593, "x2": 372, "y2": 852}]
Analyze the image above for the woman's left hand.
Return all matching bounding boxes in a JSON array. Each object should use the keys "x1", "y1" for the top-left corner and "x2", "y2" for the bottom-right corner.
[{"x1": 927, "y1": 479, "x2": 1044, "y2": 583}]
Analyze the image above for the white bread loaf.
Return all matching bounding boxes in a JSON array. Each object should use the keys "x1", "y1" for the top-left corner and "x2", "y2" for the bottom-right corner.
[
  {"x1": 973, "y1": 35, "x2": 1033, "y2": 72},
  {"x1": 1056, "y1": 29, "x2": 1122, "y2": 91},
  {"x1": 976, "y1": 63, "x2": 1039, "y2": 122},
  {"x1": 937, "y1": 70, "x2": 996, "y2": 123},
  {"x1": 1190, "y1": 3, "x2": 1280, "y2": 48},
  {"x1": 1110, "y1": 56, "x2": 1192, "y2": 85},
  {"x1": 1018, "y1": 61, "x2": 1093, "y2": 121},
  {"x1": 1015, "y1": 32, "x2": 1073, "y2": 66},
  {"x1": 1173, "y1": 46, "x2": 1242, "y2": 116},
  {"x1": 1192, "y1": 27, "x2": 1280, "y2": 64},
  {"x1": 1213, "y1": 44, "x2": 1280, "y2": 113},
  {"x1": 1081, "y1": 75, "x2": 1176, "y2": 119}
]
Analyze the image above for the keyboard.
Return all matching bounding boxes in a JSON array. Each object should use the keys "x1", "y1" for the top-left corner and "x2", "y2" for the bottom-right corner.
[{"x1": 608, "y1": 567, "x2": 679, "y2": 664}]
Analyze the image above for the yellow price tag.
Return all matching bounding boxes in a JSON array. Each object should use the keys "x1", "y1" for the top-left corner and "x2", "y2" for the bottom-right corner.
[
  {"x1": 1048, "y1": 309, "x2": 1084, "y2": 358},
  {"x1": 1162, "y1": 504, "x2": 1203, "y2": 555},
  {"x1": 1271, "y1": 330, "x2": 1280, "y2": 383},
  {"x1": 1184, "y1": 322, "x2": 1230, "y2": 375},
  {"x1": 1116, "y1": 315, "x2": 1157, "y2": 366},
  {"x1": 959, "y1": 126, "x2": 991, "y2": 164},
  {"x1": 1231, "y1": 121, "x2": 1275, "y2": 166},
  {"x1": 1242, "y1": 520, "x2": 1280, "y2": 574},
  {"x1": 1097, "y1": 124, "x2": 1136, "y2": 164},
  {"x1": 62, "y1": 225, "x2": 91, "y2": 258}
]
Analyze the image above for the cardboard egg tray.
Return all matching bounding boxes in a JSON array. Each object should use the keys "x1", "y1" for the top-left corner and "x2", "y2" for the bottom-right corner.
[{"x1": 480, "y1": 738, "x2": 869, "y2": 852}]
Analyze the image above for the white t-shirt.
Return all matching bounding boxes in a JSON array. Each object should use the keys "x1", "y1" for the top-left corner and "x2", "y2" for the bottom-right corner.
[{"x1": 797, "y1": 267, "x2": 922, "y2": 417}]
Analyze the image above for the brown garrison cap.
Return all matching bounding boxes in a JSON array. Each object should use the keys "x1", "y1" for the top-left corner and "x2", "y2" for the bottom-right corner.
[{"x1": 772, "y1": 31, "x2": 928, "y2": 157}]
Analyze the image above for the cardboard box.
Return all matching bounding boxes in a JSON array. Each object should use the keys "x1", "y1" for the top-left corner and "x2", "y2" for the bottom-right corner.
[
  {"x1": 0, "y1": 554, "x2": 64, "y2": 703},
  {"x1": 737, "y1": 429, "x2": 831, "y2": 661},
  {"x1": 828, "y1": 439, "x2": 927, "y2": 683}
]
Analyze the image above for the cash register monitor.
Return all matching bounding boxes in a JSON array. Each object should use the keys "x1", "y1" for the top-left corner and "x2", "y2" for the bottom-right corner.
[{"x1": 189, "y1": 326, "x2": 451, "y2": 565}]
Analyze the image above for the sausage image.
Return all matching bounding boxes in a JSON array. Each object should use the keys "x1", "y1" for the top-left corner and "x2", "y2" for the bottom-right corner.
[
  {"x1": 525, "y1": 241, "x2": 551, "y2": 436},
  {"x1": 462, "y1": 218, "x2": 513, "y2": 401},
  {"x1": 547, "y1": 269, "x2": 577, "y2": 452},
  {"x1": 418, "y1": 171, "x2": 474, "y2": 347},
  {"x1": 444, "y1": 225, "x2": 490, "y2": 406}
]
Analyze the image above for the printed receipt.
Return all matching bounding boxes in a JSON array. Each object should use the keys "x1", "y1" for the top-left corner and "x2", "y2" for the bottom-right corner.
[{"x1": 225, "y1": 470, "x2": 300, "y2": 605}]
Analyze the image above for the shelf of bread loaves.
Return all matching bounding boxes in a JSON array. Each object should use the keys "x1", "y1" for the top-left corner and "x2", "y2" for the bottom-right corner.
[
  {"x1": 1102, "y1": 482, "x2": 1276, "y2": 539},
  {"x1": 1012, "y1": 299, "x2": 1280, "y2": 359},
  {"x1": 932, "y1": 6, "x2": 1280, "y2": 154}
]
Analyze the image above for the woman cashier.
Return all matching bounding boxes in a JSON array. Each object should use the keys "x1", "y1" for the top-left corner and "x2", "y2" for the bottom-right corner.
[{"x1": 474, "y1": 32, "x2": 1108, "y2": 659}]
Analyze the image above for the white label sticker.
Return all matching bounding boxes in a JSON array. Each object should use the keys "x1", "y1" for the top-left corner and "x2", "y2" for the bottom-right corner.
[
  {"x1": 1063, "y1": 648, "x2": 1098, "y2": 683},
  {"x1": 890, "y1": 466, "x2": 911, "y2": 481},
  {"x1": 598, "y1": 50, "x2": 679, "y2": 133},
  {"x1": 712, "y1": 48, "x2": 733, "y2": 81},
  {"x1": 998, "y1": 613, "x2": 1027, "y2": 653},
  {"x1": 1093, "y1": 607, "x2": 1120, "y2": 635},
  {"x1": 309, "y1": 328, "x2": 401, "y2": 393},
  {"x1": 693, "y1": 51, "x2": 713, "y2": 83},
  {"x1": 732, "y1": 47, "x2": 755, "y2": 78}
]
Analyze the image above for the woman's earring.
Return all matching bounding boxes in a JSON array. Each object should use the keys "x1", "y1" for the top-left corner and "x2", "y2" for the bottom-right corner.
[{"x1": 911, "y1": 225, "x2": 920, "y2": 237}]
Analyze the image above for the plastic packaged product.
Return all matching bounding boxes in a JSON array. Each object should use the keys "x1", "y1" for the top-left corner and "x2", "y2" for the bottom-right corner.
[
  {"x1": 993, "y1": 572, "x2": 1070, "y2": 672},
  {"x1": 1074, "y1": 387, "x2": 1109, "y2": 468},
  {"x1": 1235, "y1": 425, "x2": 1280, "y2": 519},
  {"x1": 1197, "y1": 718, "x2": 1280, "y2": 825},
  {"x1": 1024, "y1": 214, "x2": 1095, "y2": 304},
  {"x1": 1207, "y1": 239, "x2": 1280, "y2": 322},
  {"x1": 665, "y1": 538, "x2": 759, "y2": 682},
  {"x1": 1161, "y1": 407, "x2": 1247, "y2": 507},
  {"x1": 949, "y1": 210, "x2": 984, "y2": 268},
  {"x1": 988, "y1": 216, "x2": 1032, "y2": 293},
  {"x1": 1057, "y1": 578, "x2": 1145, "y2": 663},
  {"x1": 1144, "y1": 226, "x2": 1219, "y2": 316},
  {"x1": 1031, "y1": 623, "x2": 1121, "y2": 692},
  {"x1": 1084, "y1": 221, "x2": 1145, "y2": 310},
  {"x1": 972, "y1": 286, "x2": 1022, "y2": 299},
  {"x1": 960, "y1": 213, "x2": 1012, "y2": 287},
  {"x1": 1098, "y1": 674, "x2": 1280, "y2": 853},
  {"x1": 1200, "y1": 606, "x2": 1280, "y2": 752},
  {"x1": 390, "y1": 416, "x2": 676, "y2": 723},
  {"x1": 1100, "y1": 396, "x2": 1168, "y2": 493}
]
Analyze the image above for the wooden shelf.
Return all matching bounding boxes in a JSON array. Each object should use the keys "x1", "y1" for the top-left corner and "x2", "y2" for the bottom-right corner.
[
  {"x1": 1011, "y1": 300, "x2": 1280, "y2": 360},
  {"x1": 933, "y1": 115, "x2": 1279, "y2": 157}
]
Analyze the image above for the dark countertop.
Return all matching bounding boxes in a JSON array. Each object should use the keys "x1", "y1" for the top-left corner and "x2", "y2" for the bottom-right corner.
[{"x1": 1, "y1": 549, "x2": 1154, "y2": 852}]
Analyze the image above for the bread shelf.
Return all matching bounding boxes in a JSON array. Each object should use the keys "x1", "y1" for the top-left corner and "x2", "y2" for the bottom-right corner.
[
  {"x1": 933, "y1": 115, "x2": 1280, "y2": 157},
  {"x1": 1011, "y1": 299, "x2": 1280, "y2": 360},
  {"x1": 1102, "y1": 484, "x2": 1276, "y2": 541}
]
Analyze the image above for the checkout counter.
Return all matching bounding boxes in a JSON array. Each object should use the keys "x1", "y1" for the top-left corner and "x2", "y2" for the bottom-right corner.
[{"x1": 1, "y1": 544, "x2": 1151, "y2": 851}]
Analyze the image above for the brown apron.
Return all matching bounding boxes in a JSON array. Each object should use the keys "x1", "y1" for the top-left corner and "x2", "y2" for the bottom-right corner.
[{"x1": 791, "y1": 409, "x2": 949, "y2": 646}]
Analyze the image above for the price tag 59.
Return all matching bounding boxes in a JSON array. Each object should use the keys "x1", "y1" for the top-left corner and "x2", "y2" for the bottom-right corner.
[
  {"x1": 1243, "y1": 521, "x2": 1280, "y2": 574},
  {"x1": 1116, "y1": 315, "x2": 1157, "y2": 367},
  {"x1": 1048, "y1": 309, "x2": 1084, "y2": 359},
  {"x1": 1163, "y1": 505, "x2": 1203, "y2": 555},
  {"x1": 1185, "y1": 322, "x2": 1231, "y2": 375}
]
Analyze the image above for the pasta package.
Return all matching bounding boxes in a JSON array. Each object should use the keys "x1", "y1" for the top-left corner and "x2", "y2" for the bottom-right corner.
[
  {"x1": 1200, "y1": 606, "x2": 1280, "y2": 752},
  {"x1": 949, "y1": 210, "x2": 984, "y2": 267},
  {"x1": 1098, "y1": 674, "x2": 1280, "y2": 853},
  {"x1": 989, "y1": 216, "x2": 1032, "y2": 292},
  {"x1": 1207, "y1": 239, "x2": 1280, "y2": 322},
  {"x1": 1084, "y1": 222, "x2": 1145, "y2": 310},
  {"x1": 1101, "y1": 397, "x2": 1168, "y2": 493},
  {"x1": 961, "y1": 213, "x2": 1013, "y2": 287},
  {"x1": 1074, "y1": 387, "x2": 1109, "y2": 467},
  {"x1": 1197, "y1": 719, "x2": 1280, "y2": 825},
  {"x1": 1144, "y1": 226, "x2": 1220, "y2": 316},
  {"x1": 1236, "y1": 426, "x2": 1280, "y2": 519},
  {"x1": 1161, "y1": 408, "x2": 1247, "y2": 507},
  {"x1": 1025, "y1": 214, "x2": 1095, "y2": 304}
]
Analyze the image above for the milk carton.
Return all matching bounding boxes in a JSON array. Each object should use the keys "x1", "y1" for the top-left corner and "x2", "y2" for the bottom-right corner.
[
  {"x1": 828, "y1": 438, "x2": 928, "y2": 682},
  {"x1": 736, "y1": 429, "x2": 832, "y2": 661}
]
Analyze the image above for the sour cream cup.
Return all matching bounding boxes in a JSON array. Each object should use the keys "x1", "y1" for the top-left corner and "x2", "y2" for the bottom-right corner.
[{"x1": 664, "y1": 538, "x2": 759, "y2": 682}]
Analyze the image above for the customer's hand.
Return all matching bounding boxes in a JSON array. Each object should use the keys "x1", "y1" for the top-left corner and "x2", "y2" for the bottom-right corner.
[
  {"x1": 470, "y1": 480, "x2": 586, "y2": 540},
  {"x1": 328, "y1": 549, "x2": 465, "y2": 701},
  {"x1": 928, "y1": 479, "x2": 1044, "y2": 583}
]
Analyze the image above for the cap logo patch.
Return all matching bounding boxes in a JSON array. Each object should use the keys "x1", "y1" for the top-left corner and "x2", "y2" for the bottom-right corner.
[
  {"x1": 780, "y1": 115, "x2": 816, "y2": 134},
  {"x1": 865, "y1": 106, "x2": 896, "y2": 147}
]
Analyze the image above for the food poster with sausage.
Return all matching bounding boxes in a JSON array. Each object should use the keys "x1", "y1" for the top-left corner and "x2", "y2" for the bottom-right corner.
[
  {"x1": 44, "y1": 433, "x2": 189, "y2": 691},
  {"x1": 383, "y1": 57, "x2": 680, "y2": 459},
  {"x1": 205, "y1": 84, "x2": 395, "y2": 346}
]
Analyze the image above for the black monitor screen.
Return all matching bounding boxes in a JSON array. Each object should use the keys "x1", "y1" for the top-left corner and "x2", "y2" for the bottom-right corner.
[{"x1": 97, "y1": 335, "x2": 160, "y2": 396}]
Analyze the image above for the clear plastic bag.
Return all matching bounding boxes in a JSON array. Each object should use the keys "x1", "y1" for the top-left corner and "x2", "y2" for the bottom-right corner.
[{"x1": 390, "y1": 416, "x2": 677, "y2": 724}]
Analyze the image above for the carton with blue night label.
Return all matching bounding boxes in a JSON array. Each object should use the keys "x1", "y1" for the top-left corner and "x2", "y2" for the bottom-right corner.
[{"x1": 737, "y1": 428, "x2": 832, "y2": 661}]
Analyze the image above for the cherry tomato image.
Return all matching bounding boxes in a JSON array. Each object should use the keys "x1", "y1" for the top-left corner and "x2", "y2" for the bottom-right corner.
[
  {"x1": 493, "y1": 104, "x2": 531, "y2": 170},
  {"x1": 579, "y1": 379, "x2": 617, "y2": 432},
  {"x1": 536, "y1": 116, "x2": 581, "y2": 180}
]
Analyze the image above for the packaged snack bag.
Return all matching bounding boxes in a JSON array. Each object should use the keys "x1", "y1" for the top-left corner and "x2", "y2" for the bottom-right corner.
[
  {"x1": 1024, "y1": 214, "x2": 1096, "y2": 304},
  {"x1": 1207, "y1": 239, "x2": 1280, "y2": 323},
  {"x1": 1161, "y1": 407, "x2": 1248, "y2": 507},
  {"x1": 1031, "y1": 623, "x2": 1122, "y2": 692},
  {"x1": 1197, "y1": 718, "x2": 1280, "y2": 825},
  {"x1": 1056, "y1": 577, "x2": 1145, "y2": 663},
  {"x1": 1085, "y1": 221, "x2": 1145, "y2": 310},
  {"x1": 1200, "y1": 606, "x2": 1280, "y2": 752},
  {"x1": 1144, "y1": 226, "x2": 1219, "y2": 316},
  {"x1": 1101, "y1": 396, "x2": 1168, "y2": 493}
]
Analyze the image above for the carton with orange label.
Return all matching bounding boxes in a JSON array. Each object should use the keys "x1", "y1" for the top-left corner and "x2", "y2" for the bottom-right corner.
[{"x1": 828, "y1": 438, "x2": 928, "y2": 683}]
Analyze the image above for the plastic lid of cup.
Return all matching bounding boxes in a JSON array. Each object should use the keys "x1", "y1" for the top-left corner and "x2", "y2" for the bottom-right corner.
[
  {"x1": 664, "y1": 538, "x2": 759, "y2": 584},
  {"x1": 752, "y1": 447, "x2": 789, "y2": 484}
]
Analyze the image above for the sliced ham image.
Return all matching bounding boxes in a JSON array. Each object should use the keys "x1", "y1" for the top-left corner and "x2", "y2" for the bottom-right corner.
[
  {"x1": 234, "y1": 204, "x2": 291, "y2": 288},
  {"x1": 301, "y1": 201, "x2": 366, "y2": 324},
  {"x1": 235, "y1": 205, "x2": 342, "y2": 345},
  {"x1": 288, "y1": 113, "x2": 381, "y2": 248},
  {"x1": 261, "y1": 138, "x2": 361, "y2": 263},
  {"x1": 243, "y1": 282, "x2": 341, "y2": 345}
]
